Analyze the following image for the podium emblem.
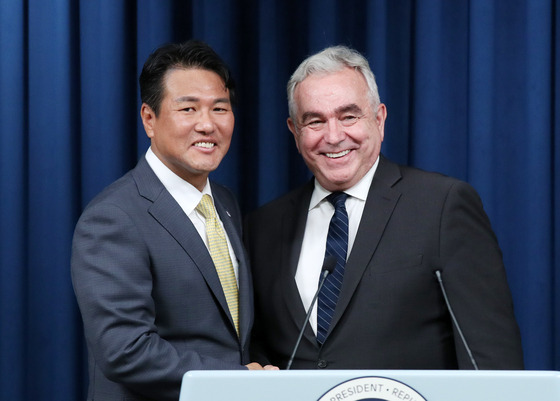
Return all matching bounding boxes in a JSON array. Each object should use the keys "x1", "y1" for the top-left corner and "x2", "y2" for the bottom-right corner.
[{"x1": 318, "y1": 376, "x2": 427, "y2": 401}]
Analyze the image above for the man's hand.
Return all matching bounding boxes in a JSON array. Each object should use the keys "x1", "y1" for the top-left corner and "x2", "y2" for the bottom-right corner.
[{"x1": 245, "y1": 362, "x2": 279, "y2": 370}]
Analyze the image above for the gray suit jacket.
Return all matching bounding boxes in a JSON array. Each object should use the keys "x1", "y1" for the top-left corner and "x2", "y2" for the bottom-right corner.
[
  {"x1": 71, "y1": 156, "x2": 252, "y2": 401},
  {"x1": 245, "y1": 155, "x2": 524, "y2": 370}
]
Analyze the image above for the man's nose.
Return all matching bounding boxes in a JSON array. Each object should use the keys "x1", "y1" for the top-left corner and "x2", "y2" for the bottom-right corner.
[
  {"x1": 323, "y1": 118, "x2": 345, "y2": 144},
  {"x1": 195, "y1": 111, "x2": 215, "y2": 133}
]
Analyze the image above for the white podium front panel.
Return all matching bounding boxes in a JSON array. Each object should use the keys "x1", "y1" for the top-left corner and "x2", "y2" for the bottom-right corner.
[{"x1": 180, "y1": 370, "x2": 560, "y2": 401}]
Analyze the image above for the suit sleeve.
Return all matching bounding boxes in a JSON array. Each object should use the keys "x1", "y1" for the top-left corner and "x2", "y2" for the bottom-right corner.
[
  {"x1": 438, "y1": 181, "x2": 524, "y2": 369},
  {"x1": 71, "y1": 200, "x2": 246, "y2": 401}
]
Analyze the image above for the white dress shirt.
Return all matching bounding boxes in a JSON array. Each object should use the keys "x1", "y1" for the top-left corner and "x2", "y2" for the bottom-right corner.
[
  {"x1": 295, "y1": 157, "x2": 379, "y2": 334},
  {"x1": 145, "y1": 148, "x2": 239, "y2": 281}
]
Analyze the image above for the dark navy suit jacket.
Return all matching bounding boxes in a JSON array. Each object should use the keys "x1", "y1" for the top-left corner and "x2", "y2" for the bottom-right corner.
[{"x1": 245, "y1": 155, "x2": 523, "y2": 370}]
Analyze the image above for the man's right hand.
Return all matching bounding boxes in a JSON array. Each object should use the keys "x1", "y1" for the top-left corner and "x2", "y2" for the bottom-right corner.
[{"x1": 245, "y1": 362, "x2": 279, "y2": 370}]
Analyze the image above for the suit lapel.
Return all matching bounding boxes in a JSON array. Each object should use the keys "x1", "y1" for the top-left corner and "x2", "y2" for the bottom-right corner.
[
  {"x1": 329, "y1": 156, "x2": 402, "y2": 334},
  {"x1": 132, "y1": 158, "x2": 236, "y2": 339},
  {"x1": 280, "y1": 181, "x2": 320, "y2": 348}
]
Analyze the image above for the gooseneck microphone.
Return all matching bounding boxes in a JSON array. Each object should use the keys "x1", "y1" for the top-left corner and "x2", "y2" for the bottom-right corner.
[
  {"x1": 434, "y1": 270, "x2": 479, "y2": 370},
  {"x1": 286, "y1": 256, "x2": 337, "y2": 370}
]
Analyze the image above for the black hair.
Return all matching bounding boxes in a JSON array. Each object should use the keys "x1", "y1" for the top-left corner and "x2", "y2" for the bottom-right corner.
[{"x1": 139, "y1": 40, "x2": 236, "y2": 115}]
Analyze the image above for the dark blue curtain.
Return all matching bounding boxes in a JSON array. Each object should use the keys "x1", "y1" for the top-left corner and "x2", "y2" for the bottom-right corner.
[{"x1": 0, "y1": 1, "x2": 558, "y2": 399}]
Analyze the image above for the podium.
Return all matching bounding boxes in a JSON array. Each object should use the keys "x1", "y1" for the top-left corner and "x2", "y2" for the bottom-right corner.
[{"x1": 180, "y1": 370, "x2": 560, "y2": 400}]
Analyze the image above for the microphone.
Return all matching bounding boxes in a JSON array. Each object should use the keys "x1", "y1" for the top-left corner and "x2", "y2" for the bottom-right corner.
[
  {"x1": 434, "y1": 270, "x2": 479, "y2": 370},
  {"x1": 286, "y1": 256, "x2": 337, "y2": 370}
]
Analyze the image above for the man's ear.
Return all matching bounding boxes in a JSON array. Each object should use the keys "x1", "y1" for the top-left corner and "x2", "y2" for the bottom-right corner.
[
  {"x1": 375, "y1": 103, "x2": 388, "y2": 141},
  {"x1": 287, "y1": 117, "x2": 301, "y2": 153},
  {"x1": 140, "y1": 103, "x2": 156, "y2": 138}
]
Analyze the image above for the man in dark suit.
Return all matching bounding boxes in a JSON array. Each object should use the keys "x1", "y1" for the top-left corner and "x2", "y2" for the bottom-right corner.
[
  {"x1": 71, "y1": 41, "x2": 275, "y2": 401},
  {"x1": 245, "y1": 45, "x2": 524, "y2": 370}
]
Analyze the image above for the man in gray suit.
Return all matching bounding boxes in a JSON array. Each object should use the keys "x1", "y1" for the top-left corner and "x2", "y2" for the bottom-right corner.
[{"x1": 72, "y1": 40, "x2": 275, "y2": 401}]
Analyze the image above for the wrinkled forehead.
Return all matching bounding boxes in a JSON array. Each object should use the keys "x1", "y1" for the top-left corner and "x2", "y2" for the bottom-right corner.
[{"x1": 294, "y1": 69, "x2": 372, "y2": 114}]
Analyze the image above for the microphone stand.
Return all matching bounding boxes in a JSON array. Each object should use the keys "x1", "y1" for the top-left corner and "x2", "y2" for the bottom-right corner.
[{"x1": 286, "y1": 256, "x2": 336, "y2": 370}]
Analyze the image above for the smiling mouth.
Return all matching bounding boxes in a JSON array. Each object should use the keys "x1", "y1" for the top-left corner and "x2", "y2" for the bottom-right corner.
[
  {"x1": 194, "y1": 142, "x2": 215, "y2": 149},
  {"x1": 325, "y1": 149, "x2": 350, "y2": 159}
]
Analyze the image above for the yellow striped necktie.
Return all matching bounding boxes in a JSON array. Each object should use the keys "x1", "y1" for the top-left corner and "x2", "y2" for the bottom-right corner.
[{"x1": 196, "y1": 194, "x2": 239, "y2": 335}]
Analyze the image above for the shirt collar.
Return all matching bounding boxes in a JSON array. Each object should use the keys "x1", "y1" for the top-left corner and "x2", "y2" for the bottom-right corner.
[{"x1": 145, "y1": 147, "x2": 212, "y2": 214}]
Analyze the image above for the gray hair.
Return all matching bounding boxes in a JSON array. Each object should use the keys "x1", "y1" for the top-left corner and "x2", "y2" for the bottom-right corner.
[{"x1": 287, "y1": 45, "x2": 380, "y2": 121}]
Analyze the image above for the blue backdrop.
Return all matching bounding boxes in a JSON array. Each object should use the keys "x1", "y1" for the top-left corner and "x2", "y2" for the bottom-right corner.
[{"x1": 0, "y1": 1, "x2": 558, "y2": 400}]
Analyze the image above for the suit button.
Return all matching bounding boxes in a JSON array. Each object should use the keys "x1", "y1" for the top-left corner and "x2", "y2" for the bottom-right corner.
[{"x1": 317, "y1": 360, "x2": 328, "y2": 369}]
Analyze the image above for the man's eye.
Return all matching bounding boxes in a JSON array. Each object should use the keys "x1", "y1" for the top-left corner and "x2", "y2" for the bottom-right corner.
[
  {"x1": 182, "y1": 107, "x2": 195, "y2": 112},
  {"x1": 340, "y1": 115, "x2": 359, "y2": 126},
  {"x1": 306, "y1": 120, "x2": 325, "y2": 128}
]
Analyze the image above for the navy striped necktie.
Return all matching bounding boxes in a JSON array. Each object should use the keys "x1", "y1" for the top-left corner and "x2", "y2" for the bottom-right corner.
[{"x1": 317, "y1": 191, "x2": 349, "y2": 345}]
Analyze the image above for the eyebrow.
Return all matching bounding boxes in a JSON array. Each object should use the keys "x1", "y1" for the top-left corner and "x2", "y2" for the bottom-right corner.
[
  {"x1": 300, "y1": 103, "x2": 363, "y2": 123},
  {"x1": 335, "y1": 103, "x2": 363, "y2": 115},
  {"x1": 300, "y1": 111, "x2": 324, "y2": 123},
  {"x1": 174, "y1": 96, "x2": 231, "y2": 104}
]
